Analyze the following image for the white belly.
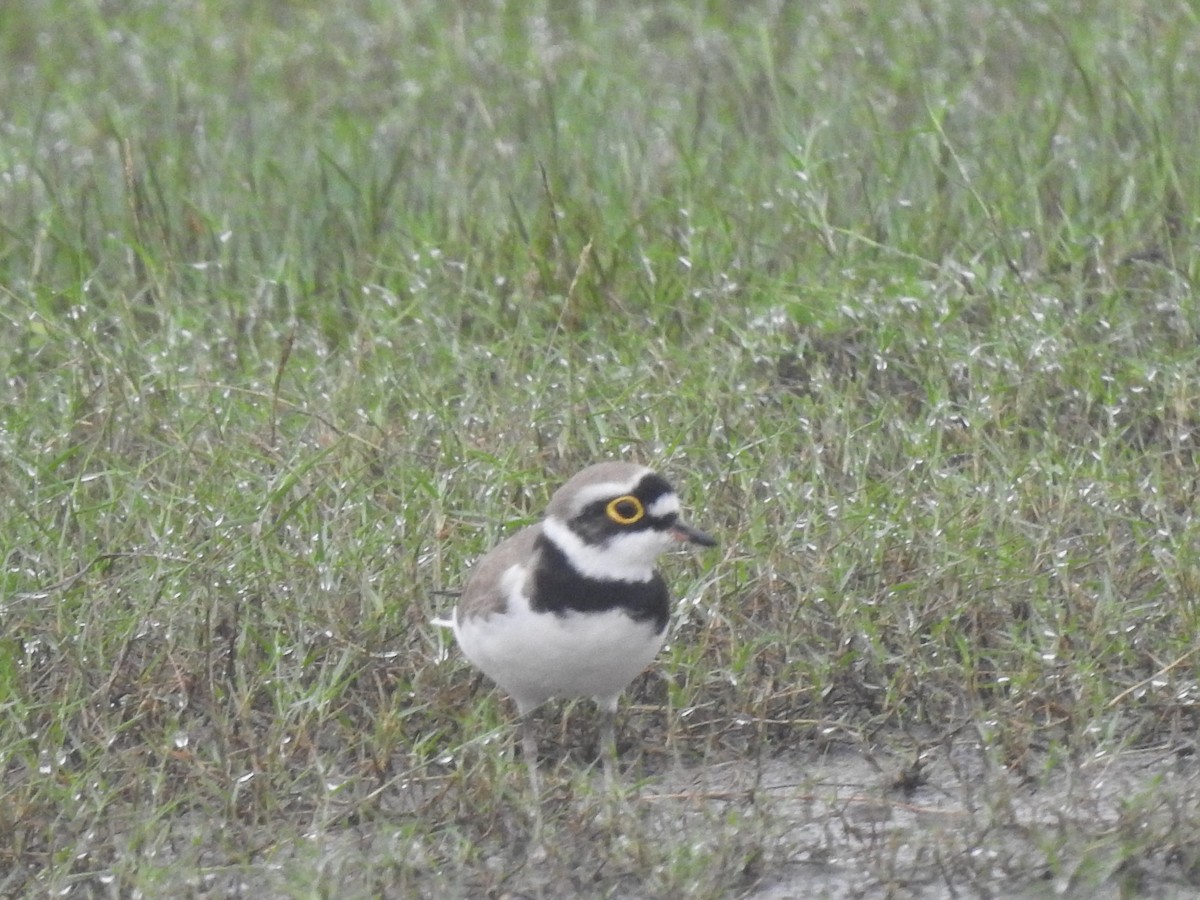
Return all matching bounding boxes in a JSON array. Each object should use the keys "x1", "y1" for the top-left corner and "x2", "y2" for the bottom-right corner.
[{"x1": 454, "y1": 599, "x2": 666, "y2": 714}]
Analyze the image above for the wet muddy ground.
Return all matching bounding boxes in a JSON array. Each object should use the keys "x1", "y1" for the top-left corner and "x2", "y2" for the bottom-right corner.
[
  {"x1": 673, "y1": 740, "x2": 1199, "y2": 899},
  {"x1": 182, "y1": 730, "x2": 1200, "y2": 899}
]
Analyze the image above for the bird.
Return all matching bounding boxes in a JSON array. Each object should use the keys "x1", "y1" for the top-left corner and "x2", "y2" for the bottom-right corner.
[{"x1": 437, "y1": 461, "x2": 716, "y2": 802}]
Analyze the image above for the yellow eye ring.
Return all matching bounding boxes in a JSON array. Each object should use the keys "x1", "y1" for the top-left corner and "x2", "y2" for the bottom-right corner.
[{"x1": 605, "y1": 495, "x2": 644, "y2": 525}]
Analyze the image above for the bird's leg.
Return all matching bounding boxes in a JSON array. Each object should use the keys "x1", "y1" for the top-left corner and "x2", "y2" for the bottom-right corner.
[
  {"x1": 518, "y1": 709, "x2": 544, "y2": 841},
  {"x1": 520, "y1": 712, "x2": 542, "y2": 801},
  {"x1": 598, "y1": 699, "x2": 619, "y2": 791}
]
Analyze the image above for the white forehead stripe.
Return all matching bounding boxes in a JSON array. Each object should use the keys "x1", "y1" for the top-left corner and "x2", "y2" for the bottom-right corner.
[
  {"x1": 570, "y1": 478, "x2": 647, "y2": 511},
  {"x1": 647, "y1": 494, "x2": 680, "y2": 518}
]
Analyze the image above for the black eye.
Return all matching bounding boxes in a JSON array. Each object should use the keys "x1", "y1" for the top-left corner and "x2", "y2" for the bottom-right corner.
[{"x1": 605, "y1": 495, "x2": 644, "y2": 525}]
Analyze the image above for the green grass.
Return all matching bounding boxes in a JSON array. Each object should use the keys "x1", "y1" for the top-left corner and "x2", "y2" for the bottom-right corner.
[{"x1": 4, "y1": 0, "x2": 1200, "y2": 896}]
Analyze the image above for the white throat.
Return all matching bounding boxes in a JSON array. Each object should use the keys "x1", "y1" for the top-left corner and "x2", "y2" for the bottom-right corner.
[{"x1": 541, "y1": 516, "x2": 670, "y2": 583}]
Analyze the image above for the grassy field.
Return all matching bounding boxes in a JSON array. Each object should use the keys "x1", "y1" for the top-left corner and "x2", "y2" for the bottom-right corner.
[{"x1": 3, "y1": 1, "x2": 1200, "y2": 896}]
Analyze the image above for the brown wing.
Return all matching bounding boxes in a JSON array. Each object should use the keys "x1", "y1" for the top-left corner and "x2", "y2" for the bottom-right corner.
[{"x1": 455, "y1": 525, "x2": 542, "y2": 623}]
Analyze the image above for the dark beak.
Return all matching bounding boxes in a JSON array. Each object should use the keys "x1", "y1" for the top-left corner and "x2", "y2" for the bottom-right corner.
[{"x1": 670, "y1": 521, "x2": 717, "y2": 547}]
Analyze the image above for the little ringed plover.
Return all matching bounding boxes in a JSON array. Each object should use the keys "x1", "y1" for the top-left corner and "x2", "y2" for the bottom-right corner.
[{"x1": 438, "y1": 461, "x2": 716, "y2": 798}]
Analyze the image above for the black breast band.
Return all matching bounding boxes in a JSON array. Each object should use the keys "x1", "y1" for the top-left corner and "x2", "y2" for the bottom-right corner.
[{"x1": 531, "y1": 536, "x2": 670, "y2": 633}]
